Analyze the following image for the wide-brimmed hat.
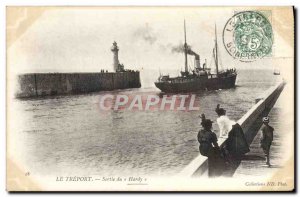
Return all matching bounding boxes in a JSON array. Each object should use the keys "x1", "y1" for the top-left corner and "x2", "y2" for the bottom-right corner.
[
  {"x1": 262, "y1": 117, "x2": 269, "y2": 123},
  {"x1": 202, "y1": 119, "x2": 213, "y2": 128},
  {"x1": 215, "y1": 104, "x2": 226, "y2": 116},
  {"x1": 199, "y1": 114, "x2": 213, "y2": 128}
]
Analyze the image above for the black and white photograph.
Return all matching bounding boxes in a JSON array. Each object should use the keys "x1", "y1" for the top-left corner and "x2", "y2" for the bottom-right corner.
[{"x1": 6, "y1": 6, "x2": 295, "y2": 191}]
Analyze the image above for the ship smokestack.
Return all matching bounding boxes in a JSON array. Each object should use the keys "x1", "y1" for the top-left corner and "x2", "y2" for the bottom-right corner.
[
  {"x1": 111, "y1": 41, "x2": 119, "y2": 72},
  {"x1": 203, "y1": 59, "x2": 207, "y2": 70},
  {"x1": 187, "y1": 49, "x2": 200, "y2": 69},
  {"x1": 194, "y1": 54, "x2": 200, "y2": 69}
]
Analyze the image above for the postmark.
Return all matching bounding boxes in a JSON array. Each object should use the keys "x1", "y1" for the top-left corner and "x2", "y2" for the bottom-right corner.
[{"x1": 223, "y1": 11, "x2": 273, "y2": 62}]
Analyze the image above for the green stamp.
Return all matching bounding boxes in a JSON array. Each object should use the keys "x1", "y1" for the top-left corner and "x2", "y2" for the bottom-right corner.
[{"x1": 223, "y1": 11, "x2": 273, "y2": 62}]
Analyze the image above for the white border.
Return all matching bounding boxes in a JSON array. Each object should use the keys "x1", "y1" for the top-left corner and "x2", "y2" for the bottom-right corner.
[{"x1": 1, "y1": 1, "x2": 298, "y2": 196}]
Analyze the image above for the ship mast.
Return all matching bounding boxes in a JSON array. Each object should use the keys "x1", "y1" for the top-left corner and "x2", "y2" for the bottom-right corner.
[
  {"x1": 215, "y1": 23, "x2": 219, "y2": 76},
  {"x1": 184, "y1": 20, "x2": 188, "y2": 74}
]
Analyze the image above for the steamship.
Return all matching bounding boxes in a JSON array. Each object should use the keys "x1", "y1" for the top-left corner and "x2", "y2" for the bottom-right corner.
[{"x1": 154, "y1": 21, "x2": 237, "y2": 93}]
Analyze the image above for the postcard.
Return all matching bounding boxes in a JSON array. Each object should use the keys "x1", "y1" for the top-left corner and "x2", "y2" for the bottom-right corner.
[{"x1": 6, "y1": 6, "x2": 294, "y2": 191}]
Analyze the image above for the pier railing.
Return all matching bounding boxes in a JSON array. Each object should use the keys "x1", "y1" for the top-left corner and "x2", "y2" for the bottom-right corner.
[{"x1": 178, "y1": 81, "x2": 285, "y2": 177}]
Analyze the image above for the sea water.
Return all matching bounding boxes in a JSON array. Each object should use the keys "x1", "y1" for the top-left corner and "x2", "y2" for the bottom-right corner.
[{"x1": 11, "y1": 69, "x2": 280, "y2": 176}]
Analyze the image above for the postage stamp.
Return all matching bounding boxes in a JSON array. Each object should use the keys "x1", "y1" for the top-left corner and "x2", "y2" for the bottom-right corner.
[{"x1": 223, "y1": 11, "x2": 273, "y2": 62}]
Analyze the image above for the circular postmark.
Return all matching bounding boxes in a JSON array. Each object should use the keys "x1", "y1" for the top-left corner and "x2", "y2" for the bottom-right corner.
[{"x1": 223, "y1": 11, "x2": 273, "y2": 62}]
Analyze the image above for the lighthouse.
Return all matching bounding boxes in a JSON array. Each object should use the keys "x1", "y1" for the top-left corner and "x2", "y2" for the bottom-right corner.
[{"x1": 111, "y1": 41, "x2": 120, "y2": 72}]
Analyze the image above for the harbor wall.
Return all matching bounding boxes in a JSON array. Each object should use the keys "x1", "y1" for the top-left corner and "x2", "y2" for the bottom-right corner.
[
  {"x1": 178, "y1": 81, "x2": 285, "y2": 177},
  {"x1": 16, "y1": 72, "x2": 141, "y2": 98}
]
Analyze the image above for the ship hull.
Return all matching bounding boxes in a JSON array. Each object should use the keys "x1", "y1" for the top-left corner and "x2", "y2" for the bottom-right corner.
[{"x1": 155, "y1": 74, "x2": 237, "y2": 93}]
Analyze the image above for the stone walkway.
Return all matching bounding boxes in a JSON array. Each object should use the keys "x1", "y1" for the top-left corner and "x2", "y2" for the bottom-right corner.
[{"x1": 233, "y1": 86, "x2": 291, "y2": 178}]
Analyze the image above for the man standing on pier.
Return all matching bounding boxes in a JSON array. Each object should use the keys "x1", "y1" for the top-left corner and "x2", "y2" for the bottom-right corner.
[{"x1": 260, "y1": 117, "x2": 274, "y2": 167}]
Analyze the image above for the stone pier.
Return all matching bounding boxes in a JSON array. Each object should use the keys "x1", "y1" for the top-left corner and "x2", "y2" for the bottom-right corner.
[{"x1": 178, "y1": 81, "x2": 286, "y2": 177}]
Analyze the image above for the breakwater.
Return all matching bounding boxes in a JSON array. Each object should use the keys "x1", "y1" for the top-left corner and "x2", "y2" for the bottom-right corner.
[
  {"x1": 178, "y1": 81, "x2": 285, "y2": 177},
  {"x1": 16, "y1": 71, "x2": 141, "y2": 98}
]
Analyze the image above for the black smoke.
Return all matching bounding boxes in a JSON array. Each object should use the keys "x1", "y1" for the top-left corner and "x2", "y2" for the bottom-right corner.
[
  {"x1": 171, "y1": 43, "x2": 194, "y2": 54},
  {"x1": 133, "y1": 23, "x2": 157, "y2": 45}
]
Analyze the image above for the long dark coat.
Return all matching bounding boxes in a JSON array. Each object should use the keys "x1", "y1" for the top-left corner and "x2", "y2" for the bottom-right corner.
[{"x1": 224, "y1": 123, "x2": 250, "y2": 158}]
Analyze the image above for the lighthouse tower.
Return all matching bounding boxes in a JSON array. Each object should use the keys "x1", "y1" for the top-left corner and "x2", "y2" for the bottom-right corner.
[{"x1": 111, "y1": 41, "x2": 120, "y2": 72}]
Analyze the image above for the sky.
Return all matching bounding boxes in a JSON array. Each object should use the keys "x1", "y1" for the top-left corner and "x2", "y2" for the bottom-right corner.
[{"x1": 7, "y1": 7, "x2": 293, "y2": 74}]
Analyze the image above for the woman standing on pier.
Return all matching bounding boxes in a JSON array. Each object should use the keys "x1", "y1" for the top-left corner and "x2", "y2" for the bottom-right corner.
[
  {"x1": 215, "y1": 104, "x2": 235, "y2": 138},
  {"x1": 215, "y1": 104, "x2": 250, "y2": 161}
]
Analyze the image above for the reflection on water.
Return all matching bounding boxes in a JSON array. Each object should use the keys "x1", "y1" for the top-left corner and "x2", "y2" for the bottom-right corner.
[{"x1": 12, "y1": 70, "x2": 280, "y2": 176}]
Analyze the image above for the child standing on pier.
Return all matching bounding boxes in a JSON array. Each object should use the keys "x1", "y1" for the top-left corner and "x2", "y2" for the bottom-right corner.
[{"x1": 260, "y1": 117, "x2": 274, "y2": 167}]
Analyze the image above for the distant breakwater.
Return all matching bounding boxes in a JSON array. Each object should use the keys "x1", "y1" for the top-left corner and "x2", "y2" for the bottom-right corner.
[{"x1": 16, "y1": 72, "x2": 141, "y2": 98}]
